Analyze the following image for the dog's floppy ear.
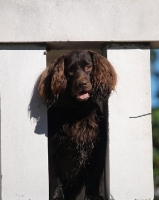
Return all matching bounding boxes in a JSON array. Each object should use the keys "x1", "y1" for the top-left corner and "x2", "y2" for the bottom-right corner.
[
  {"x1": 88, "y1": 50, "x2": 117, "y2": 100},
  {"x1": 38, "y1": 55, "x2": 67, "y2": 104}
]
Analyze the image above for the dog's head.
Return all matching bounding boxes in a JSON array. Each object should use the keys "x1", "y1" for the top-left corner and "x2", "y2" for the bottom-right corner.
[
  {"x1": 38, "y1": 50, "x2": 117, "y2": 105},
  {"x1": 64, "y1": 50, "x2": 93, "y2": 101}
]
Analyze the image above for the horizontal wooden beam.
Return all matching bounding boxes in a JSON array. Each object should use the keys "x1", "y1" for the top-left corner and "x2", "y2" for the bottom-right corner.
[{"x1": 0, "y1": 0, "x2": 159, "y2": 43}]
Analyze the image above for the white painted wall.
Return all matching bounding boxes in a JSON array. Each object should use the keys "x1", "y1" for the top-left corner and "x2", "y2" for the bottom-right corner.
[
  {"x1": 0, "y1": 0, "x2": 159, "y2": 43},
  {"x1": 0, "y1": 44, "x2": 154, "y2": 199},
  {"x1": 107, "y1": 45, "x2": 154, "y2": 200},
  {"x1": 0, "y1": 44, "x2": 49, "y2": 200}
]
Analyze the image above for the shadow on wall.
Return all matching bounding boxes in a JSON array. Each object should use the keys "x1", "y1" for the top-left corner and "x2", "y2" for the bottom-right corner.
[{"x1": 28, "y1": 77, "x2": 48, "y2": 137}]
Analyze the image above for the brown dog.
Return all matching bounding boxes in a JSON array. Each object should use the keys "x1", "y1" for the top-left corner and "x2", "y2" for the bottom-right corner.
[{"x1": 38, "y1": 50, "x2": 117, "y2": 200}]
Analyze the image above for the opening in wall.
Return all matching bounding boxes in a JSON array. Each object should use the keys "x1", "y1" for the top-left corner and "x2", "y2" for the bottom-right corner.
[{"x1": 46, "y1": 46, "x2": 109, "y2": 200}]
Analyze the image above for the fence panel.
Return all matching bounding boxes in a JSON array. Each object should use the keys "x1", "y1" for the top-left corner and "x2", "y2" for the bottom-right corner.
[
  {"x1": 107, "y1": 45, "x2": 154, "y2": 200},
  {"x1": 0, "y1": 44, "x2": 48, "y2": 200}
]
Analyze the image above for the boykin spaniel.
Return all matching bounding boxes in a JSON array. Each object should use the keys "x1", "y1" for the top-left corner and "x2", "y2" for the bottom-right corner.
[{"x1": 38, "y1": 50, "x2": 117, "y2": 200}]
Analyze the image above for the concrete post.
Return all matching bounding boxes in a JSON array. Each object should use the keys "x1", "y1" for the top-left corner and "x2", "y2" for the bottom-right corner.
[
  {"x1": 106, "y1": 44, "x2": 154, "y2": 200},
  {"x1": 0, "y1": 44, "x2": 48, "y2": 200}
]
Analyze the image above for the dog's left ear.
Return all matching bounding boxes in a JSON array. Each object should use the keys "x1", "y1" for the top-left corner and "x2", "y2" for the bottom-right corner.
[
  {"x1": 38, "y1": 55, "x2": 67, "y2": 104},
  {"x1": 88, "y1": 50, "x2": 117, "y2": 100}
]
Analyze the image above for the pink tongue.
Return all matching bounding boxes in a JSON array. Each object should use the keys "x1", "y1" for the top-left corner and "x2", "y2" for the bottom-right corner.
[{"x1": 78, "y1": 93, "x2": 89, "y2": 100}]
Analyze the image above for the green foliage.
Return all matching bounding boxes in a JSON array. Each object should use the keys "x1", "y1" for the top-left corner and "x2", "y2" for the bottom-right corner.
[
  {"x1": 154, "y1": 148, "x2": 159, "y2": 178},
  {"x1": 151, "y1": 50, "x2": 157, "y2": 63},
  {"x1": 153, "y1": 109, "x2": 159, "y2": 148},
  {"x1": 152, "y1": 109, "x2": 159, "y2": 186}
]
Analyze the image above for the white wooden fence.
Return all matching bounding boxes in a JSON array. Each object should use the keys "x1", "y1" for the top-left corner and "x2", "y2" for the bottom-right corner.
[{"x1": 1, "y1": 0, "x2": 158, "y2": 199}]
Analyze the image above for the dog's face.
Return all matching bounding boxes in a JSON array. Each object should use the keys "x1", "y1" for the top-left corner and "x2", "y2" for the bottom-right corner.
[
  {"x1": 38, "y1": 50, "x2": 117, "y2": 105},
  {"x1": 64, "y1": 51, "x2": 93, "y2": 101}
]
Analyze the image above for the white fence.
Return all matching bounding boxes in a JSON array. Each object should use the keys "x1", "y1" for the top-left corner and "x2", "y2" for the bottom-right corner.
[
  {"x1": 0, "y1": 0, "x2": 158, "y2": 199},
  {"x1": 0, "y1": 43, "x2": 154, "y2": 200}
]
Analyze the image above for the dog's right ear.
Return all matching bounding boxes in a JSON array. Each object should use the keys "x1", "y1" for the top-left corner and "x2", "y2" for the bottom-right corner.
[
  {"x1": 88, "y1": 50, "x2": 117, "y2": 100},
  {"x1": 38, "y1": 55, "x2": 67, "y2": 104}
]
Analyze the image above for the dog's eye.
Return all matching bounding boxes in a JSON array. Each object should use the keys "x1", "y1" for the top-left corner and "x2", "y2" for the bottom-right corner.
[
  {"x1": 68, "y1": 68, "x2": 75, "y2": 75},
  {"x1": 85, "y1": 65, "x2": 92, "y2": 72}
]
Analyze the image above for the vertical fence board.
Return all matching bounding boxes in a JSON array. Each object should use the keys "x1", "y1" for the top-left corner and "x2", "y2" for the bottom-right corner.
[
  {"x1": 0, "y1": 44, "x2": 48, "y2": 200},
  {"x1": 107, "y1": 45, "x2": 154, "y2": 200}
]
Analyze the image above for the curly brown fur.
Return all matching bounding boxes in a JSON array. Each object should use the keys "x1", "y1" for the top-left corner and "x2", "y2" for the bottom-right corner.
[
  {"x1": 38, "y1": 50, "x2": 117, "y2": 106},
  {"x1": 89, "y1": 50, "x2": 117, "y2": 100},
  {"x1": 38, "y1": 50, "x2": 117, "y2": 200},
  {"x1": 63, "y1": 108, "x2": 98, "y2": 145},
  {"x1": 38, "y1": 55, "x2": 67, "y2": 104}
]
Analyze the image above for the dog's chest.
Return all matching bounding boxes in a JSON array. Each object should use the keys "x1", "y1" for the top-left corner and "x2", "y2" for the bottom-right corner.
[
  {"x1": 60, "y1": 105, "x2": 99, "y2": 144},
  {"x1": 48, "y1": 103, "x2": 106, "y2": 181}
]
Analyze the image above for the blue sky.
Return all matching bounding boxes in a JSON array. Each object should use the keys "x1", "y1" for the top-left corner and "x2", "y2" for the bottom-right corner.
[{"x1": 151, "y1": 49, "x2": 159, "y2": 109}]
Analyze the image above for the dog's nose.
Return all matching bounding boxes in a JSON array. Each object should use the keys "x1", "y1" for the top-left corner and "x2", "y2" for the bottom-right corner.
[{"x1": 78, "y1": 80, "x2": 87, "y2": 88}]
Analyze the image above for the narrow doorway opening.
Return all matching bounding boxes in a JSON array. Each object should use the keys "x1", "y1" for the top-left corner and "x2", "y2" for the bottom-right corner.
[{"x1": 46, "y1": 44, "x2": 109, "y2": 200}]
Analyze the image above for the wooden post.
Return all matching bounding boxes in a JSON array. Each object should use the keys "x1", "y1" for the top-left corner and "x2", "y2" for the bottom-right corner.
[
  {"x1": 106, "y1": 44, "x2": 154, "y2": 200},
  {"x1": 0, "y1": 44, "x2": 49, "y2": 200}
]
